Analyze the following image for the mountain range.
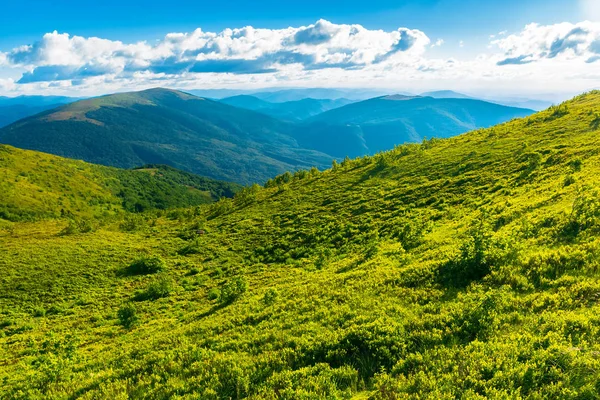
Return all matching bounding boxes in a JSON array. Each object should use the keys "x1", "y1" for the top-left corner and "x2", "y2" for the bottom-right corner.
[
  {"x1": 294, "y1": 94, "x2": 534, "y2": 158},
  {"x1": 0, "y1": 88, "x2": 332, "y2": 184},
  {"x1": 0, "y1": 88, "x2": 534, "y2": 184}
]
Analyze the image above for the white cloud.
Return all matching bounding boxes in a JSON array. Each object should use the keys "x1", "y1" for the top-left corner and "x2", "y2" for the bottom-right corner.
[
  {"x1": 3, "y1": 20, "x2": 429, "y2": 85},
  {"x1": 0, "y1": 20, "x2": 600, "y2": 97},
  {"x1": 431, "y1": 39, "x2": 445, "y2": 47},
  {"x1": 492, "y1": 21, "x2": 600, "y2": 65}
]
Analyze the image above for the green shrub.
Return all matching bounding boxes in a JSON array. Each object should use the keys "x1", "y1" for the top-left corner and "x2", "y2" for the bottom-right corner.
[
  {"x1": 178, "y1": 240, "x2": 201, "y2": 255},
  {"x1": 60, "y1": 218, "x2": 94, "y2": 235},
  {"x1": 134, "y1": 275, "x2": 172, "y2": 301},
  {"x1": 32, "y1": 306, "x2": 46, "y2": 318},
  {"x1": 563, "y1": 175, "x2": 576, "y2": 187},
  {"x1": 117, "y1": 304, "x2": 138, "y2": 329},
  {"x1": 256, "y1": 364, "x2": 358, "y2": 398},
  {"x1": 219, "y1": 277, "x2": 247, "y2": 305},
  {"x1": 559, "y1": 189, "x2": 600, "y2": 239},
  {"x1": 262, "y1": 288, "x2": 278, "y2": 306},
  {"x1": 208, "y1": 198, "x2": 234, "y2": 219},
  {"x1": 437, "y1": 220, "x2": 496, "y2": 287},
  {"x1": 119, "y1": 214, "x2": 146, "y2": 232},
  {"x1": 234, "y1": 184, "x2": 262, "y2": 207},
  {"x1": 126, "y1": 256, "x2": 166, "y2": 275},
  {"x1": 207, "y1": 288, "x2": 220, "y2": 301}
]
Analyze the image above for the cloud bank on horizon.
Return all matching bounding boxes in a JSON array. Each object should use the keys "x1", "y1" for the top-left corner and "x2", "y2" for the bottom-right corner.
[{"x1": 0, "y1": 19, "x2": 599, "y2": 97}]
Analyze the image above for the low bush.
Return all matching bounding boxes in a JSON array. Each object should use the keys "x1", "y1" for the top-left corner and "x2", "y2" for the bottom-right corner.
[
  {"x1": 134, "y1": 275, "x2": 172, "y2": 301},
  {"x1": 125, "y1": 256, "x2": 166, "y2": 275},
  {"x1": 117, "y1": 304, "x2": 138, "y2": 329},
  {"x1": 219, "y1": 277, "x2": 247, "y2": 305}
]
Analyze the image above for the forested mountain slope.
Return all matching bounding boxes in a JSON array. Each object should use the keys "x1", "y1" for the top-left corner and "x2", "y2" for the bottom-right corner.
[{"x1": 2, "y1": 92, "x2": 600, "y2": 398}]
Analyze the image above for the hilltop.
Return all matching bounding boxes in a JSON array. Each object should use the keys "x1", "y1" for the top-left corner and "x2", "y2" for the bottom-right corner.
[
  {"x1": 0, "y1": 144, "x2": 240, "y2": 221},
  {"x1": 2, "y1": 91, "x2": 600, "y2": 398},
  {"x1": 0, "y1": 88, "x2": 332, "y2": 184}
]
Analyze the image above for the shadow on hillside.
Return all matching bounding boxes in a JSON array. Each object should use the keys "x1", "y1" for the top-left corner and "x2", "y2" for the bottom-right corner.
[{"x1": 196, "y1": 303, "x2": 228, "y2": 319}]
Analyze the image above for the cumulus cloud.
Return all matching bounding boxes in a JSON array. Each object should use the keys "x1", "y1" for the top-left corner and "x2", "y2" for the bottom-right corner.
[
  {"x1": 493, "y1": 21, "x2": 600, "y2": 65},
  {"x1": 1, "y1": 20, "x2": 429, "y2": 85},
  {"x1": 1, "y1": 19, "x2": 600, "y2": 97}
]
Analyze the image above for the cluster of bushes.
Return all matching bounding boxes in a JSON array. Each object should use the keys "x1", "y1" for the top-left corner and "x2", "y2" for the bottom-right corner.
[
  {"x1": 59, "y1": 218, "x2": 94, "y2": 235},
  {"x1": 134, "y1": 275, "x2": 172, "y2": 301},
  {"x1": 125, "y1": 256, "x2": 166, "y2": 275},
  {"x1": 558, "y1": 189, "x2": 600, "y2": 239}
]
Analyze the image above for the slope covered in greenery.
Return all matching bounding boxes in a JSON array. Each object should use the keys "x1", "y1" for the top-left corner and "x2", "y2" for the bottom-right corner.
[
  {"x1": 2, "y1": 92, "x2": 600, "y2": 398},
  {"x1": 0, "y1": 144, "x2": 240, "y2": 221},
  {"x1": 296, "y1": 95, "x2": 535, "y2": 158},
  {"x1": 0, "y1": 88, "x2": 332, "y2": 184}
]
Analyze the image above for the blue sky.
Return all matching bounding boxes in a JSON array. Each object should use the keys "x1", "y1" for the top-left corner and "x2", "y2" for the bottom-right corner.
[
  {"x1": 0, "y1": 0, "x2": 599, "y2": 97},
  {"x1": 0, "y1": 0, "x2": 584, "y2": 49}
]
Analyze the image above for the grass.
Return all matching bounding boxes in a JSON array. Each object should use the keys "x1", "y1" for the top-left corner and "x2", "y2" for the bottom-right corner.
[{"x1": 1, "y1": 91, "x2": 600, "y2": 398}]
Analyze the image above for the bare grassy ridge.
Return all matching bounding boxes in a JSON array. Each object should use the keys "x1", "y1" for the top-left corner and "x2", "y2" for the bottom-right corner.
[{"x1": 2, "y1": 92, "x2": 600, "y2": 398}]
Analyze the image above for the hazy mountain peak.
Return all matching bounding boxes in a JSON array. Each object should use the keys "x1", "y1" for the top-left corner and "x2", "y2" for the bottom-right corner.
[
  {"x1": 420, "y1": 90, "x2": 473, "y2": 99},
  {"x1": 381, "y1": 94, "x2": 421, "y2": 101}
]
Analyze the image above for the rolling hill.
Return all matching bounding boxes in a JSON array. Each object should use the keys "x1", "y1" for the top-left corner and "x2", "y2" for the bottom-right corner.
[
  {"x1": 0, "y1": 88, "x2": 332, "y2": 184},
  {"x1": 2, "y1": 92, "x2": 600, "y2": 398},
  {"x1": 0, "y1": 144, "x2": 240, "y2": 221},
  {"x1": 220, "y1": 95, "x2": 354, "y2": 121},
  {"x1": 295, "y1": 95, "x2": 535, "y2": 157}
]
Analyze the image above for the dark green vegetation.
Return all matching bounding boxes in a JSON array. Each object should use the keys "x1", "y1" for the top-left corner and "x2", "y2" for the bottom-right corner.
[
  {"x1": 220, "y1": 95, "x2": 354, "y2": 121},
  {"x1": 2, "y1": 91, "x2": 600, "y2": 398},
  {"x1": 296, "y1": 95, "x2": 534, "y2": 158},
  {"x1": 0, "y1": 144, "x2": 240, "y2": 221},
  {"x1": 0, "y1": 88, "x2": 332, "y2": 184}
]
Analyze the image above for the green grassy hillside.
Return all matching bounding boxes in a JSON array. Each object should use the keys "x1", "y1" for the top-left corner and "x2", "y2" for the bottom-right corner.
[
  {"x1": 2, "y1": 92, "x2": 600, "y2": 398},
  {"x1": 0, "y1": 144, "x2": 240, "y2": 221},
  {"x1": 0, "y1": 88, "x2": 332, "y2": 184}
]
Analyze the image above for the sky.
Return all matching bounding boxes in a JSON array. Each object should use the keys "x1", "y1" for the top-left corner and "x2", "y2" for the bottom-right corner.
[{"x1": 0, "y1": 0, "x2": 599, "y2": 99}]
